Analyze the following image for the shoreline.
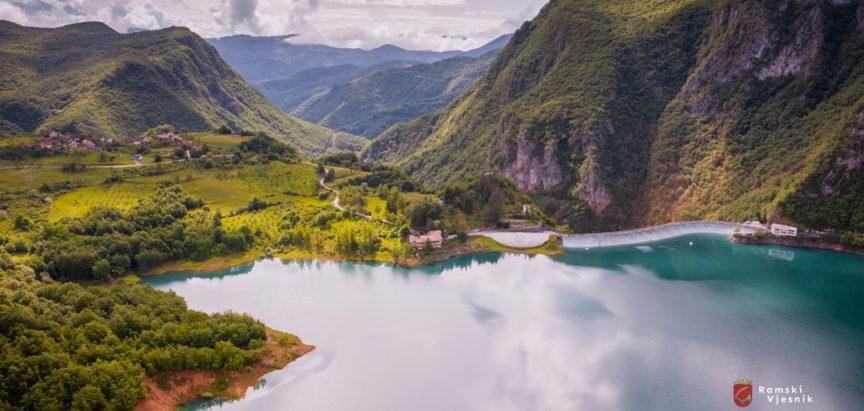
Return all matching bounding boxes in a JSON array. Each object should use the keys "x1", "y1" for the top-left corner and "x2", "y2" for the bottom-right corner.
[
  {"x1": 139, "y1": 227, "x2": 864, "y2": 279},
  {"x1": 730, "y1": 234, "x2": 864, "y2": 256},
  {"x1": 142, "y1": 236, "x2": 566, "y2": 277},
  {"x1": 129, "y1": 229, "x2": 862, "y2": 409},
  {"x1": 134, "y1": 328, "x2": 315, "y2": 411}
]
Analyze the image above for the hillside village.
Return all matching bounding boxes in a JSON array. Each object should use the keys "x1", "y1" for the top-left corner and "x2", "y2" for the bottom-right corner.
[{"x1": 38, "y1": 129, "x2": 203, "y2": 153}]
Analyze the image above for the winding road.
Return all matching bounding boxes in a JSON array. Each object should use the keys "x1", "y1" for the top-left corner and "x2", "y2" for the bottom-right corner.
[{"x1": 318, "y1": 172, "x2": 394, "y2": 226}]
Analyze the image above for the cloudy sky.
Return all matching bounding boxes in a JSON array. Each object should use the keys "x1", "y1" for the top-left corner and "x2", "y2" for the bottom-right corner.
[{"x1": 0, "y1": 0, "x2": 548, "y2": 50}]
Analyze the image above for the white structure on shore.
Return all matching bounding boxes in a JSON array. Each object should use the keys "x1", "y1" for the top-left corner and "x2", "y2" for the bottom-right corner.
[
  {"x1": 769, "y1": 224, "x2": 798, "y2": 237},
  {"x1": 562, "y1": 221, "x2": 759, "y2": 249}
]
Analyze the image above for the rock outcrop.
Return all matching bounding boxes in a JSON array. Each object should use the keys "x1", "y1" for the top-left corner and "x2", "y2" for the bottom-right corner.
[
  {"x1": 364, "y1": 0, "x2": 864, "y2": 232},
  {"x1": 497, "y1": 134, "x2": 563, "y2": 192}
]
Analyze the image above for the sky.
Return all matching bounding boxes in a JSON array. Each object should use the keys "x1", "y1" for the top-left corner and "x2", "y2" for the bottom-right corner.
[{"x1": 0, "y1": 0, "x2": 549, "y2": 51}]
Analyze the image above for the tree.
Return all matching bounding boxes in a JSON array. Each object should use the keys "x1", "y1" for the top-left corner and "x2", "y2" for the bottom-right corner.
[
  {"x1": 339, "y1": 186, "x2": 366, "y2": 213},
  {"x1": 222, "y1": 231, "x2": 248, "y2": 253},
  {"x1": 13, "y1": 214, "x2": 33, "y2": 231},
  {"x1": 91, "y1": 259, "x2": 112, "y2": 281},
  {"x1": 405, "y1": 202, "x2": 443, "y2": 229}
]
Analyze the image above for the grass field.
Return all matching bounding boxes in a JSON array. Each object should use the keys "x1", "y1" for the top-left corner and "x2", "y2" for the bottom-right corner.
[
  {"x1": 49, "y1": 182, "x2": 155, "y2": 221},
  {"x1": 0, "y1": 167, "x2": 115, "y2": 192},
  {"x1": 0, "y1": 133, "x2": 485, "y2": 274}
]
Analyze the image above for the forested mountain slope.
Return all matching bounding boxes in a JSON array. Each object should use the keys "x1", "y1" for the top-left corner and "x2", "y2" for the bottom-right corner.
[
  {"x1": 258, "y1": 61, "x2": 416, "y2": 114},
  {"x1": 293, "y1": 52, "x2": 499, "y2": 138},
  {"x1": 0, "y1": 21, "x2": 365, "y2": 156},
  {"x1": 363, "y1": 0, "x2": 864, "y2": 232}
]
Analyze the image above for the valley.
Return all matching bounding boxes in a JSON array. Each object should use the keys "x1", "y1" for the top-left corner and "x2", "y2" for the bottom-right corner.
[{"x1": 2, "y1": 1, "x2": 864, "y2": 410}]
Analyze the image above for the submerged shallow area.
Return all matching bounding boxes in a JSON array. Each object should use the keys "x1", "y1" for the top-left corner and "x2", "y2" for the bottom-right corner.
[{"x1": 145, "y1": 235, "x2": 864, "y2": 411}]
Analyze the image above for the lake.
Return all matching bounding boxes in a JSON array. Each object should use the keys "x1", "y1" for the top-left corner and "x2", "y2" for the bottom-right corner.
[{"x1": 144, "y1": 235, "x2": 864, "y2": 411}]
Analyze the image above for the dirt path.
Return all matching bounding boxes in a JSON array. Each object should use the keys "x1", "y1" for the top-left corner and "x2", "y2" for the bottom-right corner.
[{"x1": 318, "y1": 170, "x2": 394, "y2": 225}]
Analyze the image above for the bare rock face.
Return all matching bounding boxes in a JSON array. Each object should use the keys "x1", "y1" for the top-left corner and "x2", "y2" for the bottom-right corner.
[
  {"x1": 497, "y1": 134, "x2": 563, "y2": 192},
  {"x1": 577, "y1": 155, "x2": 613, "y2": 214},
  {"x1": 683, "y1": 0, "x2": 824, "y2": 113},
  {"x1": 756, "y1": 7, "x2": 823, "y2": 80},
  {"x1": 820, "y1": 112, "x2": 864, "y2": 196}
]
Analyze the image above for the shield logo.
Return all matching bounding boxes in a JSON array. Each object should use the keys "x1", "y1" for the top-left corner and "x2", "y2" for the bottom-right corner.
[{"x1": 733, "y1": 379, "x2": 753, "y2": 407}]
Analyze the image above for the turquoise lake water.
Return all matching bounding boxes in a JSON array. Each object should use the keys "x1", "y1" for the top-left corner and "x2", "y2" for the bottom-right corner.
[{"x1": 144, "y1": 235, "x2": 864, "y2": 411}]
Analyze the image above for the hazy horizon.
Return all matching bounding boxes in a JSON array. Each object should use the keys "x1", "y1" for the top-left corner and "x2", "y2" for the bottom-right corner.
[{"x1": 0, "y1": 0, "x2": 548, "y2": 51}]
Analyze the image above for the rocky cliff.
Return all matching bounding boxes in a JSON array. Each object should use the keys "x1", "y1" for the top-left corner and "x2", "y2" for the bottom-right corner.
[{"x1": 363, "y1": 0, "x2": 864, "y2": 232}]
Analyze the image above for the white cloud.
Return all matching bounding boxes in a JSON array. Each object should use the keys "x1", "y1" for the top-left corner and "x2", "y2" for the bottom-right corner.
[{"x1": 0, "y1": 0, "x2": 548, "y2": 50}]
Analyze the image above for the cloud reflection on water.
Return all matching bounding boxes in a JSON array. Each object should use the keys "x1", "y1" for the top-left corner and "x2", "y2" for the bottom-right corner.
[{"x1": 150, "y1": 240, "x2": 864, "y2": 411}]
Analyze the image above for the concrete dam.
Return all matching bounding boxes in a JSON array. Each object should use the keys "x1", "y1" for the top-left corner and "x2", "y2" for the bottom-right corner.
[{"x1": 562, "y1": 222, "x2": 758, "y2": 249}]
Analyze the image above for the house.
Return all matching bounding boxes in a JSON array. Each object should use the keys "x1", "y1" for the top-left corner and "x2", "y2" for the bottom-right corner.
[
  {"x1": 158, "y1": 132, "x2": 181, "y2": 142},
  {"x1": 81, "y1": 139, "x2": 97, "y2": 149},
  {"x1": 769, "y1": 224, "x2": 798, "y2": 237},
  {"x1": 141, "y1": 136, "x2": 153, "y2": 144},
  {"x1": 49, "y1": 130, "x2": 59, "y2": 139},
  {"x1": 409, "y1": 230, "x2": 443, "y2": 249},
  {"x1": 40, "y1": 141, "x2": 54, "y2": 150},
  {"x1": 132, "y1": 154, "x2": 143, "y2": 161}
]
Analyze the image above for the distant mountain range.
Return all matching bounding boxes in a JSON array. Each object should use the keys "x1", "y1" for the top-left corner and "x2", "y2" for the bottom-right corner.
[
  {"x1": 292, "y1": 51, "x2": 499, "y2": 139},
  {"x1": 257, "y1": 61, "x2": 417, "y2": 114},
  {"x1": 209, "y1": 34, "x2": 511, "y2": 138},
  {"x1": 208, "y1": 34, "x2": 512, "y2": 83},
  {"x1": 0, "y1": 21, "x2": 366, "y2": 156},
  {"x1": 363, "y1": 0, "x2": 864, "y2": 233}
]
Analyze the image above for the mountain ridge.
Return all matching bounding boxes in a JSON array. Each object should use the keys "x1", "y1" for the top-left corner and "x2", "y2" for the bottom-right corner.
[
  {"x1": 291, "y1": 51, "x2": 500, "y2": 138},
  {"x1": 208, "y1": 34, "x2": 513, "y2": 83},
  {"x1": 0, "y1": 20, "x2": 366, "y2": 156},
  {"x1": 363, "y1": 0, "x2": 864, "y2": 232}
]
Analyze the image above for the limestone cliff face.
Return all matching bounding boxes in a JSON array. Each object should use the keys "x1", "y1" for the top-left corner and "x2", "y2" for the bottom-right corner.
[
  {"x1": 576, "y1": 154, "x2": 613, "y2": 214},
  {"x1": 683, "y1": 0, "x2": 824, "y2": 114},
  {"x1": 496, "y1": 133, "x2": 563, "y2": 192},
  {"x1": 364, "y1": 0, "x2": 864, "y2": 231},
  {"x1": 643, "y1": 0, "x2": 855, "y2": 224}
]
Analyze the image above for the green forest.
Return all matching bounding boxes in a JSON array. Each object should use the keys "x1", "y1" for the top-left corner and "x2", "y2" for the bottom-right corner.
[{"x1": 0, "y1": 258, "x2": 269, "y2": 410}]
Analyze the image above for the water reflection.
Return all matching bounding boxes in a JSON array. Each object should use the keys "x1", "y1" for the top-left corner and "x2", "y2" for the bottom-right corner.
[{"x1": 146, "y1": 236, "x2": 864, "y2": 411}]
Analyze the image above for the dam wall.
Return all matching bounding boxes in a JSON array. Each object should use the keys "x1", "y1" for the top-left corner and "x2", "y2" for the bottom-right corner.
[{"x1": 562, "y1": 222, "x2": 757, "y2": 249}]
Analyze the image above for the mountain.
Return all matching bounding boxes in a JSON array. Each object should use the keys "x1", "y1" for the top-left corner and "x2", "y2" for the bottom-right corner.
[
  {"x1": 0, "y1": 21, "x2": 366, "y2": 156},
  {"x1": 208, "y1": 34, "x2": 513, "y2": 83},
  {"x1": 257, "y1": 60, "x2": 417, "y2": 113},
  {"x1": 363, "y1": 0, "x2": 864, "y2": 233},
  {"x1": 292, "y1": 51, "x2": 499, "y2": 139}
]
